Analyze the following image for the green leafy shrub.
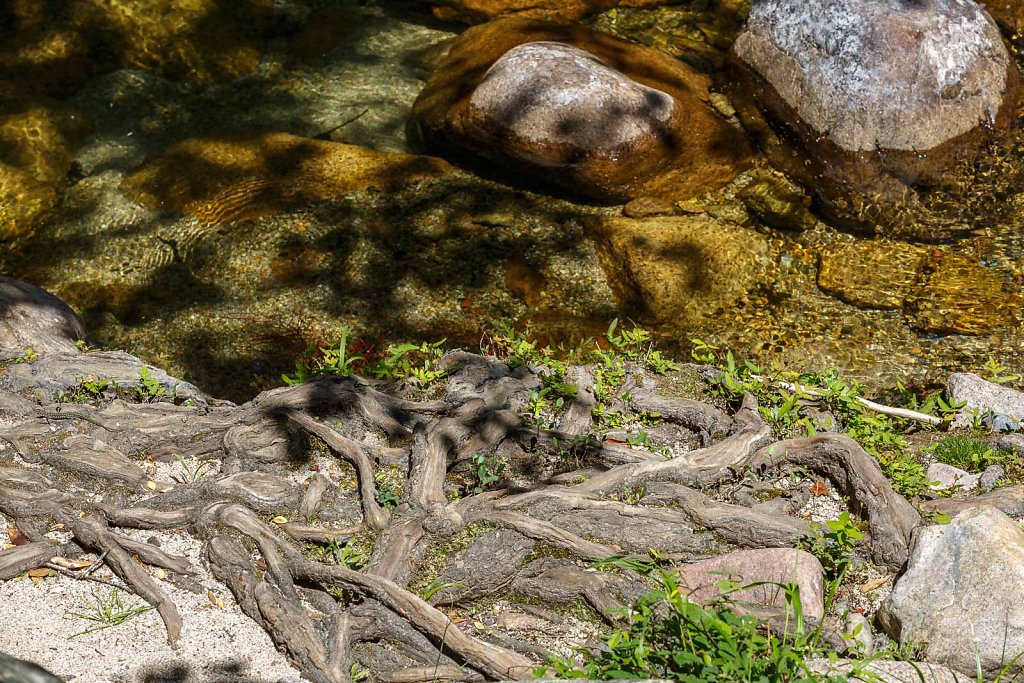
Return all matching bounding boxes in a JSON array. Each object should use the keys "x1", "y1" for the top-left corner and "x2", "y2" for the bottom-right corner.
[{"x1": 543, "y1": 564, "x2": 846, "y2": 682}]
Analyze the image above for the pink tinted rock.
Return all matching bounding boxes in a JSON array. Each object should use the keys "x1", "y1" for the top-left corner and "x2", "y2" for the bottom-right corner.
[{"x1": 679, "y1": 547, "x2": 825, "y2": 619}]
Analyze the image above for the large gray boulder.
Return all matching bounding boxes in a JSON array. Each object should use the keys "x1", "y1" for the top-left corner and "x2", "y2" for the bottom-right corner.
[
  {"x1": 727, "y1": 0, "x2": 1020, "y2": 236},
  {"x1": 733, "y1": 0, "x2": 1013, "y2": 154},
  {"x1": 0, "y1": 278, "x2": 87, "y2": 356},
  {"x1": 947, "y1": 372, "x2": 1024, "y2": 430},
  {"x1": 877, "y1": 506, "x2": 1024, "y2": 678}
]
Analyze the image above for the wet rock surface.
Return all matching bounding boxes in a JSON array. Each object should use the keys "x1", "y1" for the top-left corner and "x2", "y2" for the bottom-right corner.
[
  {"x1": 429, "y1": 0, "x2": 674, "y2": 24},
  {"x1": 411, "y1": 17, "x2": 750, "y2": 203},
  {"x1": 728, "y1": 0, "x2": 1021, "y2": 236},
  {"x1": 878, "y1": 506, "x2": 1024, "y2": 678},
  {"x1": 592, "y1": 215, "x2": 771, "y2": 325}
]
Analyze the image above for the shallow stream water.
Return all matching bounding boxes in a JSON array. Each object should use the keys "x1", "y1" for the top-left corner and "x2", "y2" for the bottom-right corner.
[{"x1": 1, "y1": 0, "x2": 1022, "y2": 401}]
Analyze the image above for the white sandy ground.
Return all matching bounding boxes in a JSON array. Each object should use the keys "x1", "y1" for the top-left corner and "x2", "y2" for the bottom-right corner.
[{"x1": 0, "y1": 514, "x2": 302, "y2": 683}]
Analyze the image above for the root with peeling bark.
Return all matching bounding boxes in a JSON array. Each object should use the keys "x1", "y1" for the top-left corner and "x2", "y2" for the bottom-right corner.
[{"x1": 0, "y1": 349, "x2": 926, "y2": 681}]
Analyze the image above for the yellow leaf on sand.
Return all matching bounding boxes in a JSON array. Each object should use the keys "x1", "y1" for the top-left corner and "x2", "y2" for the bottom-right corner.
[
  {"x1": 27, "y1": 568, "x2": 54, "y2": 578},
  {"x1": 50, "y1": 557, "x2": 92, "y2": 570},
  {"x1": 146, "y1": 481, "x2": 158, "y2": 490},
  {"x1": 860, "y1": 576, "x2": 889, "y2": 593},
  {"x1": 153, "y1": 568, "x2": 167, "y2": 580},
  {"x1": 271, "y1": 516, "x2": 288, "y2": 524}
]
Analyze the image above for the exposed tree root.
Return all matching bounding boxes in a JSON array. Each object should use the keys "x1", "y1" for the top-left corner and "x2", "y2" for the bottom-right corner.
[{"x1": 0, "y1": 348, "x2": 949, "y2": 680}]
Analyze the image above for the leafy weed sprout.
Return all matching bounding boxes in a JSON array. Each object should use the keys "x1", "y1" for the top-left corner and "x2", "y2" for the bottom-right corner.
[{"x1": 542, "y1": 558, "x2": 849, "y2": 682}]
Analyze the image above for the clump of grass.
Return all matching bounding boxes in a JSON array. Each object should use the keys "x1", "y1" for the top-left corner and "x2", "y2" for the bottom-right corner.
[
  {"x1": 927, "y1": 436, "x2": 1011, "y2": 473},
  {"x1": 67, "y1": 588, "x2": 154, "y2": 637}
]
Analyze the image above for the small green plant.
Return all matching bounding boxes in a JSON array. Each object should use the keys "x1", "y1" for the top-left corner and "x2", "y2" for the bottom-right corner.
[
  {"x1": 419, "y1": 580, "x2": 467, "y2": 602},
  {"x1": 1, "y1": 347, "x2": 38, "y2": 365},
  {"x1": 528, "y1": 386, "x2": 565, "y2": 426},
  {"x1": 134, "y1": 366, "x2": 167, "y2": 402},
  {"x1": 799, "y1": 512, "x2": 863, "y2": 584},
  {"x1": 375, "y1": 473, "x2": 401, "y2": 509},
  {"x1": 349, "y1": 663, "x2": 370, "y2": 682},
  {"x1": 981, "y1": 356, "x2": 1022, "y2": 385},
  {"x1": 470, "y1": 452, "x2": 505, "y2": 494},
  {"x1": 172, "y1": 454, "x2": 212, "y2": 484},
  {"x1": 542, "y1": 561, "x2": 846, "y2": 682},
  {"x1": 68, "y1": 588, "x2": 155, "y2": 637},
  {"x1": 369, "y1": 340, "x2": 447, "y2": 385},
  {"x1": 57, "y1": 374, "x2": 114, "y2": 404},
  {"x1": 283, "y1": 327, "x2": 365, "y2": 385},
  {"x1": 308, "y1": 537, "x2": 372, "y2": 571},
  {"x1": 927, "y1": 436, "x2": 1011, "y2": 473}
]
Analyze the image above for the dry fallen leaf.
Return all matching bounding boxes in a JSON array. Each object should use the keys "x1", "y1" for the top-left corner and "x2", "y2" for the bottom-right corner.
[
  {"x1": 255, "y1": 559, "x2": 268, "y2": 571},
  {"x1": 50, "y1": 557, "x2": 92, "y2": 570},
  {"x1": 860, "y1": 576, "x2": 889, "y2": 593},
  {"x1": 27, "y1": 568, "x2": 55, "y2": 578},
  {"x1": 7, "y1": 528, "x2": 30, "y2": 546},
  {"x1": 810, "y1": 480, "x2": 829, "y2": 497},
  {"x1": 153, "y1": 568, "x2": 167, "y2": 580},
  {"x1": 271, "y1": 516, "x2": 288, "y2": 524},
  {"x1": 146, "y1": 480, "x2": 158, "y2": 490},
  {"x1": 207, "y1": 590, "x2": 224, "y2": 608}
]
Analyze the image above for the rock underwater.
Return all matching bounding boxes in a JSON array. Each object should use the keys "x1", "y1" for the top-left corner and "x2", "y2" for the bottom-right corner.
[
  {"x1": 411, "y1": 17, "x2": 751, "y2": 204},
  {"x1": 727, "y1": 0, "x2": 1021, "y2": 239}
]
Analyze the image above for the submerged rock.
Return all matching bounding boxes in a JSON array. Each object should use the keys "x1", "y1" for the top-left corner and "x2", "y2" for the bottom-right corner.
[
  {"x1": 877, "y1": 506, "x2": 1024, "y2": 678},
  {"x1": 728, "y1": 0, "x2": 1020, "y2": 237},
  {"x1": 429, "y1": 0, "x2": 675, "y2": 23},
  {"x1": 411, "y1": 17, "x2": 750, "y2": 203},
  {"x1": 0, "y1": 88, "x2": 89, "y2": 239},
  {"x1": 592, "y1": 215, "x2": 770, "y2": 325},
  {"x1": 122, "y1": 132, "x2": 453, "y2": 224}
]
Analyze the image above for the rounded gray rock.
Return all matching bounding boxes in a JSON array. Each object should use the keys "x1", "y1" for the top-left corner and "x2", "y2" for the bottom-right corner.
[
  {"x1": 733, "y1": 0, "x2": 1015, "y2": 153},
  {"x1": 468, "y1": 42, "x2": 676, "y2": 159},
  {"x1": 0, "y1": 278, "x2": 87, "y2": 356},
  {"x1": 877, "y1": 506, "x2": 1024, "y2": 678}
]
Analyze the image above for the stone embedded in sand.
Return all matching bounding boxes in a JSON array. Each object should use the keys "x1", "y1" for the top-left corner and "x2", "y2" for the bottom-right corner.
[
  {"x1": 467, "y1": 42, "x2": 677, "y2": 170},
  {"x1": 412, "y1": 17, "x2": 750, "y2": 203},
  {"x1": 728, "y1": 0, "x2": 1020, "y2": 234}
]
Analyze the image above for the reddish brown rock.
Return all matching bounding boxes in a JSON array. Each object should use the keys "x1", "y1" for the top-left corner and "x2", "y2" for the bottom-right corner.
[
  {"x1": 430, "y1": 0, "x2": 674, "y2": 24},
  {"x1": 679, "y1": 548, "x2": 825, "y2": 619},
  {"x1": 411, "y1": 17, "x2": 750, "y2": 204}
]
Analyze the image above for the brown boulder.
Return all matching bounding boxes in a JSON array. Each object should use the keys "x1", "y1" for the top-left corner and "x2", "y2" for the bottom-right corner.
[
  {"x1": 430, "y1": 0, "x2": 674, "y2": 24},
  {"x1": 727, "y1": 0, "x2": 1020, "y2": 237},
  {"x1": 411, "y1": 18, "x2": 750, "y2": 203}
]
